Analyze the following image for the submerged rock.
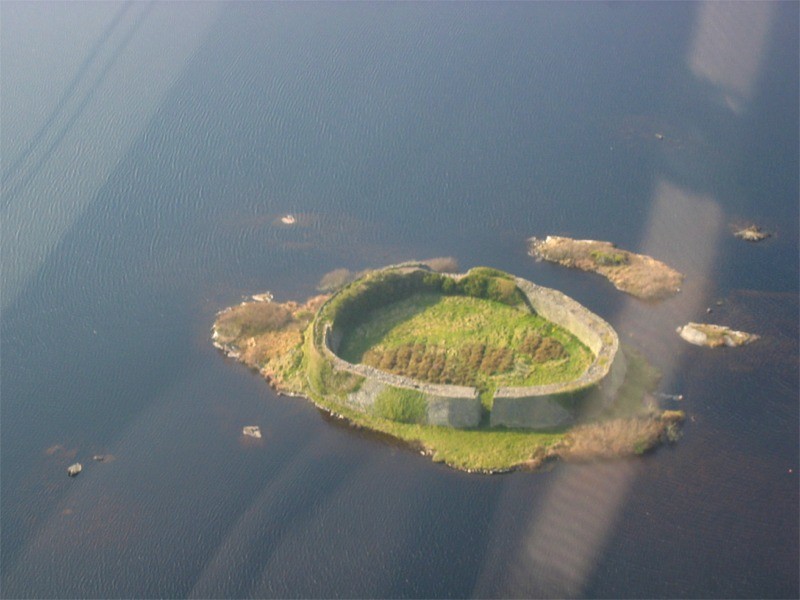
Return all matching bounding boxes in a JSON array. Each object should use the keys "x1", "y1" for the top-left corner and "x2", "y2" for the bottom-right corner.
[
  {"x1": 677, "y1": 323, "x2": 759, "y2": 348},
  {"x1": 67, "y1": 463, "x2": 82, "y2": 477}
]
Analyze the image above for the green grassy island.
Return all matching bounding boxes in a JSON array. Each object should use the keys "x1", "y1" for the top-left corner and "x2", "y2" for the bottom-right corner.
[{"x1": 213, "y1": 263, "x2": 683, "y2": 473}]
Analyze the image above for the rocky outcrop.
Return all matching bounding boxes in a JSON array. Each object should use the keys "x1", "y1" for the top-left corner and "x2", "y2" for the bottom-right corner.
[
  {"x1": 528, "y1": 236, "x2": 683, "y2": 300},
  {"x1": 734, "y1": 225, "x2": 771, "y2": 242},
  {"x1": 242, "y1": 426, "x2": 262, "y2": 438},
  {"x1": 677, "y1": 323, "x2": 759, "y2": 347}
]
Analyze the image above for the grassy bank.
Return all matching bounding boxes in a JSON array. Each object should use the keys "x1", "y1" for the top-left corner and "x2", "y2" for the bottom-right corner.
[
  {"x1": 305, "y1": 387, "x2": 567, "y2": 472},
  {"x1": 303, "y1": 343, "x2": 679, "y2": 472}
]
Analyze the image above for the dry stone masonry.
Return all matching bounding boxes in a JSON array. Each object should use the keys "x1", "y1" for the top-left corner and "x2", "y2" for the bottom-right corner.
[{"x1": 314, "y1": 265, "x2": 621, "y2": 429}]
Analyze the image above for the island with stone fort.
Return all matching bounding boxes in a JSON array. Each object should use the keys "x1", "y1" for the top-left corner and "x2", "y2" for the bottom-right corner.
[{"x1": 213, "y1": 261, "x2": 683, "y2": 472}]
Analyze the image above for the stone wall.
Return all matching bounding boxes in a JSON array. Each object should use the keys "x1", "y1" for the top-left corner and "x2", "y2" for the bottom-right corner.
[
  {"x1": 490, "y1": 278, "x2": 621, "y2": 428},
  {"x1": 313, "y1": 265, "x2": 621, "y2": 430},
  {"x1": 322, "y1": 325, "x2": 481, "y2": 427}
]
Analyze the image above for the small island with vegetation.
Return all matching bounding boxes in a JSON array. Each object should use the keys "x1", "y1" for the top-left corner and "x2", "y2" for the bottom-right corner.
[
  {"x1": 677, "y1": 322, "x2": 759, "y2": 348},
  {"x1": 213, "y1": 262, "x2": 683, "y2": 473},
  {"x1": 528, "y1": 236, "x2": 684, "y2": 300}
]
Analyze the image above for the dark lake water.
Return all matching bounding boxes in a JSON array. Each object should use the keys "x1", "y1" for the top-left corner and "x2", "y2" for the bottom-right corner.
[{"x1": 2, "y1": 3, "x2": 797, "y2": 598}]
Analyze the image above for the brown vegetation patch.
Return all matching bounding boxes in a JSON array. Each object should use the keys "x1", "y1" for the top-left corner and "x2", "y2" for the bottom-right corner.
[
  {"x1": 362, "y1": 342, "x2": 519, "y2": 386},
  {"x1": 215, "y1": 302, "x2": 292, "y2": 341},
  {"x1": 213, "y1": 294, "x2": 329, "y2": 393},
  {"x1": 239, "y1": 329, "x2": 302, "y2": 367},
  {"x1": 560, "y1": 411, "x2": 684, "y2": 460},
  {"x1": 519, "y1": 333, "x2": 567, "y2": 363}
]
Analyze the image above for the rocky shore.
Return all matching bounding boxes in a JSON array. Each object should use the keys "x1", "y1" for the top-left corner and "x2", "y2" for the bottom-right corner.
[{"x1": 212, "y1": 293, "x2": 328, "y2": 395}]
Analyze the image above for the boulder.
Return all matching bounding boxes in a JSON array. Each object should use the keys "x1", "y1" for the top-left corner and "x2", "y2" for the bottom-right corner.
[
  {"x1": 677, "y1": 324, "x2": 708, "y2": 346},
  {"x1": 734, "y1": 225, "x2": 770, "y2": 242},
  {"x1": 242, "y1": 426, "x2": 262, "y2": 439}
]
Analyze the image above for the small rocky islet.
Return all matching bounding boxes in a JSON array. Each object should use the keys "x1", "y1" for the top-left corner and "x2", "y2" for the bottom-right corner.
[
  {"x1": 528, "y1": 235, "x2": 684, "y2": 300},
  {"x1": 528, "y1": 234, "x2": 761, "y2": 350},
  {"x1": 677, "y1": 323, "x2": 760, "y2": 348},
  {"x1": 733, "y1": 225, "x2": 771, "y2": 242}
]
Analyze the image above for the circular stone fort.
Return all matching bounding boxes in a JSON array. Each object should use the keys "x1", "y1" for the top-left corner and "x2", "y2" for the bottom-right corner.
[{"x1": 309, "y1": 263, "x2": 625, "y2": 430}]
